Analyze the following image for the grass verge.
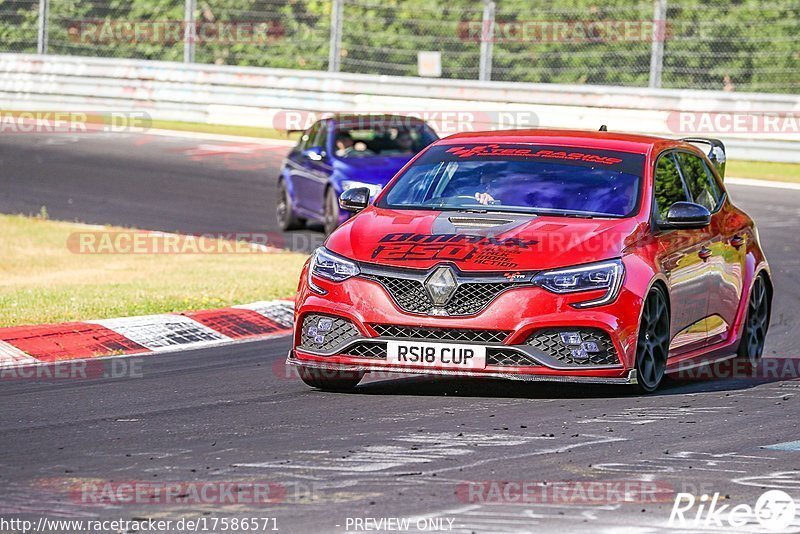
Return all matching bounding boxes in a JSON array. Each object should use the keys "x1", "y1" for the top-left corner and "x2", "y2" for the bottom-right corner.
[
  {"x1": 726, "y1": 160, "x2": 800, "y2": 184},
  {"x1": 148, "y1": 118, "x2": 298, "y2": 140},
  {"x1": 0, "y1": 214, "x2": 307, "y2": 327}
]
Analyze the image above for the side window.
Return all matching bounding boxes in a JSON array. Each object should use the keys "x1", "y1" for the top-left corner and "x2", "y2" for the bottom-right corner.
[
  {"x1": 675, "y1": 152, "x2": 722, "y2": 212},
  {"x1": 313, "y1": 120, "x2": 329, "y2": 151},
  {"x1": 297, "y1": 123, "x2": 319, "y2": 153},
  {"x1": 654, "y1": 153, "x2": 689, "y2": 223}
]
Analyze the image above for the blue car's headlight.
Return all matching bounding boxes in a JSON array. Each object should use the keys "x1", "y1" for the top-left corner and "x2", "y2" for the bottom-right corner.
[
  {"x1": 342, "y1": 180, "x2": 382, "y2": 198},
  {"x1": 533, "y1": 259, "x2": 625, "y2": 308},
  {"x1": 308, "y1": 247, "x2": 360, "y2": 294}
]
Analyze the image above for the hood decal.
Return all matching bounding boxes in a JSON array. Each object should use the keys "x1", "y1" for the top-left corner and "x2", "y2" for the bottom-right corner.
[{"x1": 370, "y1": 230, "x2": 538, "y2": 269}]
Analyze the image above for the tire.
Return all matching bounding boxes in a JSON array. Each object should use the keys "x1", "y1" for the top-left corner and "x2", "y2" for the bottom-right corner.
[
  {"x1": 633, "y1": 285, "x2": 670, "y2": 393},
  {"x1": 735, "y1": 273, "x2": 770, "y2": 372},
  {"x1": 277, "y1": 180, "x2": 304, "y2": 231},
  {"x1": 323, "y1": 187, "x2": 341, "y2": 236},
  {"x1": 298, "y1": 366, "x2": 365, "y2": 391}
]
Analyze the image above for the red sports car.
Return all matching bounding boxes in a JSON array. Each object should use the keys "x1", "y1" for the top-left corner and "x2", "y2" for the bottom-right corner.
[{"x1": 287, "y1": 129, "x2": 772, "y2": 392}]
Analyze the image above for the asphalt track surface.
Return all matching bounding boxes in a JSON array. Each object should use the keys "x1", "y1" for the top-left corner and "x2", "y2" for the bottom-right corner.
[{"x1": 1, "y1": 131, "x2": 800, "y2": 533}]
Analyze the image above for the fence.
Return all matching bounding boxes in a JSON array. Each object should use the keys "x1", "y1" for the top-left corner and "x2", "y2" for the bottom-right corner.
[
  {"x1": 0, "y1": 0, "x2": 797, "y2": 93},
  {"x1": 2, "y1": 54, "x2": 799, "y2": 163}
]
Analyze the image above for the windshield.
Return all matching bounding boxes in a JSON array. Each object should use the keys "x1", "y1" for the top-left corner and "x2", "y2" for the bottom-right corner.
[
  {"x1": 333, "y1": 119, "x2": 437, "y2": 159},
  {"x1": 378, "y1": 143, "x2": 645, "y2": 217}
]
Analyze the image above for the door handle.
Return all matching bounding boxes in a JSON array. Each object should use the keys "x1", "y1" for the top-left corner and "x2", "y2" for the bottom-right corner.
[
  {"x1": 730, "y1": 235, "x2": 745, "y2": 248},
  {"x1": 698, "y1": 247, "x2": 713, "y2": 261}
]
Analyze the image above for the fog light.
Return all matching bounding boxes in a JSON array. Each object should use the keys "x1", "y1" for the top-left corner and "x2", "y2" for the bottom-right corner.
[
  {"x1": 581, "y1": 341, "x2": 599, "y2": 353},
  {"x1": 318, "y1": 318, "x2": 333, "y2": 331},
  {"x1": 560, "y1": 332, "x2": 582, "y2": 345},
  {"x1": 313, "y1": 334, "x2": 326, "y2": 344},
  {"x1": 570, "y1": 348, "x2": 589, "y2": 361}
]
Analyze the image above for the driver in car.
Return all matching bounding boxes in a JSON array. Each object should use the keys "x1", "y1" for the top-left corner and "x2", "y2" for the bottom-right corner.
[
  {"x1": 472, "y1": 172, "x2": 497, "y2": 205},
  {"x1": 335, "y1": 131, "x2": 356, "y2": 157}
]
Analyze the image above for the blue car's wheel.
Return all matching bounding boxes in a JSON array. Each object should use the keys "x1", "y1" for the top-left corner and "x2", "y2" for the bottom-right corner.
[{"x1": 277, "y1": 180, "x2": 304, "y2": 231}]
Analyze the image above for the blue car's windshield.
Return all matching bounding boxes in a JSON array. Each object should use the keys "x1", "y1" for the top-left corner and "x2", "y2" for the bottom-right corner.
[
  {"x1": 378, "y1": 144, "x2": 645, "y2": 218},
  {"x1": 333, "y1": 119, "x2": 437, "y2": 159}
]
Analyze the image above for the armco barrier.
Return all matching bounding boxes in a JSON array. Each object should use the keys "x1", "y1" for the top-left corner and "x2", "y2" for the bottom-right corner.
[{"x1": 1, "y1": 53, "x2": 798, "y2": 162}]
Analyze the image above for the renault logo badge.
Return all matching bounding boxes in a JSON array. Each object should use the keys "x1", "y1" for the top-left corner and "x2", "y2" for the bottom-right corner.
[{"x1": 424, "y1": 266, "x2": 458, "y2": 306}]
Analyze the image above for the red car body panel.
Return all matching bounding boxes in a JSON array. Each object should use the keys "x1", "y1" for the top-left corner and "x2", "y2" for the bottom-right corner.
[{"x1": 288, "y1": 129, "x2": 771, "y2": 386}]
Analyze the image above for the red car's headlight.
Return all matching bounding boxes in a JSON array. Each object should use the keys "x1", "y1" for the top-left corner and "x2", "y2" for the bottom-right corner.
[
  {"x1": 533, "y1": 259, "x2": 625, "y2": 308},
  {"x1": 308, "y1": 247, "x2": 360, "y2": 294}
]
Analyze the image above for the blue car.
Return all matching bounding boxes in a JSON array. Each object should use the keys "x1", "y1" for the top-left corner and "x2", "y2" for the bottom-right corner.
[{"x1": 277, "y1": 114, "x2": 438, "y2": 234}]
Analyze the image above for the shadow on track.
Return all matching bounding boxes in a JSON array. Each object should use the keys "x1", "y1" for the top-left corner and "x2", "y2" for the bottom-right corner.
[{"x1": 314, "y1": 361, "x2": 797, "y2": 400}]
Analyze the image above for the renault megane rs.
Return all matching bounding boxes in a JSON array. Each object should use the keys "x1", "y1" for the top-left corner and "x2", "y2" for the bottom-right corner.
[{"x1": 286, "y1": 129, "x2": 772, "y2": 393}]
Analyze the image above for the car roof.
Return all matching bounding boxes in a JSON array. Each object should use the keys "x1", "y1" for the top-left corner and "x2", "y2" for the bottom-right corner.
[{"x1": 438, "y1": 128, "x2": 679, "y2": 155}]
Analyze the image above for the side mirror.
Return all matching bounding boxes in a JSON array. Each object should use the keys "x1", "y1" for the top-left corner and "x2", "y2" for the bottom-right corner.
[
  {"x1": 302, "y1": 146, "x2": 325, "y2": 161},
  {"x1": 664, "y1": 201, "x2": 711, "y2": 230},
  {"x1": 339, "y1": 187, "x2": 370, "y2": 213}
]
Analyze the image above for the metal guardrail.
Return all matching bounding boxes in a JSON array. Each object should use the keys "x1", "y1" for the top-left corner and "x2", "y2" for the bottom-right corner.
[{"x1": 1, "y1": 53, "x2": 798, "y2": 162}]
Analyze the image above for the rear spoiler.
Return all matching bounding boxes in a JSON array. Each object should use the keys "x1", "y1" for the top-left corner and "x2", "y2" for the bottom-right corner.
[{"x1": 680, "y1": 137, "x2": 726, "y2": 181}]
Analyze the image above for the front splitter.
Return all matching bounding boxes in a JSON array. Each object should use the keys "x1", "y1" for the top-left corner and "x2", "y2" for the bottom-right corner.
[{"x1": 286, "y1": 352, "x2": 638, "y2": 385}]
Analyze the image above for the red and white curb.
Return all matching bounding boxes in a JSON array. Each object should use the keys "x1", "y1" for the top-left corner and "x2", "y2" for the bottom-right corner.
[{"x1": 0, "y1": 300, "x2": 294, "y2": 369}]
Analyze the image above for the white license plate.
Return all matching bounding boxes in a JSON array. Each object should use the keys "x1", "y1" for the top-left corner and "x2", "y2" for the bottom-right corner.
[{"x1": 386, "y1": 340, "x2": 486, "y2": 369}]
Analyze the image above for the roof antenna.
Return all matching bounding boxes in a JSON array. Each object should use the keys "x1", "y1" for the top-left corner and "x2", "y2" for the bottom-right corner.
[{"x1": 599, "y1": 125, "x2": 608, "y2": 132}]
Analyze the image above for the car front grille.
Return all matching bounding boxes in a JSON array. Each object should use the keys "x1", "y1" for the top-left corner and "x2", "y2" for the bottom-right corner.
[
  {"x1": 526, "y1": 328, "x2": 620, "y2": 367},
  {"x1": 323, "y1": 342, "x2": 544, "y2": 367},
  {"x1": 447, "y1": 282, "x2": 515, "y2": 315},
  {"x1": 343, "y1": 341, "x2": 387, "y2": 359},
  {"x1": 486, "y1": 349, "x2": 540, "y2": 366},
  {"x1": 362, "y1": 274, "x2": 518, "y2": 316},
  {"x1": 372, "y1": 324, "x2": 510, "y2": 344},
  {"x1": 366, "y1": 276, "x2": 432, "y2": 314}
]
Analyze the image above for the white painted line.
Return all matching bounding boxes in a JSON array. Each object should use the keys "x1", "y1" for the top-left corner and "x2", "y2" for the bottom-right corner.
[
  {"x1": 0, "y1": 340, "x2": 37, "y2": 365},
  {"x1": 727, "y1": 177, "x2": 800, "y2": 191},
  {"x1": 90, "y1": 314, "x2": 229, "y2": 350},
  {"x1": 234, "y1": 300, "x2": 294, "y2": 329},
  {"x1": 764, "y1": 440, "x2": 800, "y2": 451}
]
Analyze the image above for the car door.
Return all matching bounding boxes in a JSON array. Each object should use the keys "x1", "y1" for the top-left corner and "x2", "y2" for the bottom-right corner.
[
  {"x1": 287, "y1": 122, "x2": 318, "y2": 216},
  {"x1": 676, "y1": 151, "x2": 742, "y2": 346},
  {"x1": 652, "y1": 151, "x2": 716, "y2": 356},
  {"x1": 303, "y1": 119, "x2": 333, "y2": 217}
]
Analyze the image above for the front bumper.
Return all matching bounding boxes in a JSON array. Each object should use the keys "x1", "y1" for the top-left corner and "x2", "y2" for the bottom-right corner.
[
  {"x1": 291, "y1": 261, "x2": 645, "y2": 382},
  {"x1": 287, "y1": 351, "x2": 639, "y2": 385}
]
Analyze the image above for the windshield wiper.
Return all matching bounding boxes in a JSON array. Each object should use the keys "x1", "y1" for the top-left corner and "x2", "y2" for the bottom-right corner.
[{"x1": 530, "y1": 210, "x2": 595, "y2": 219}]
